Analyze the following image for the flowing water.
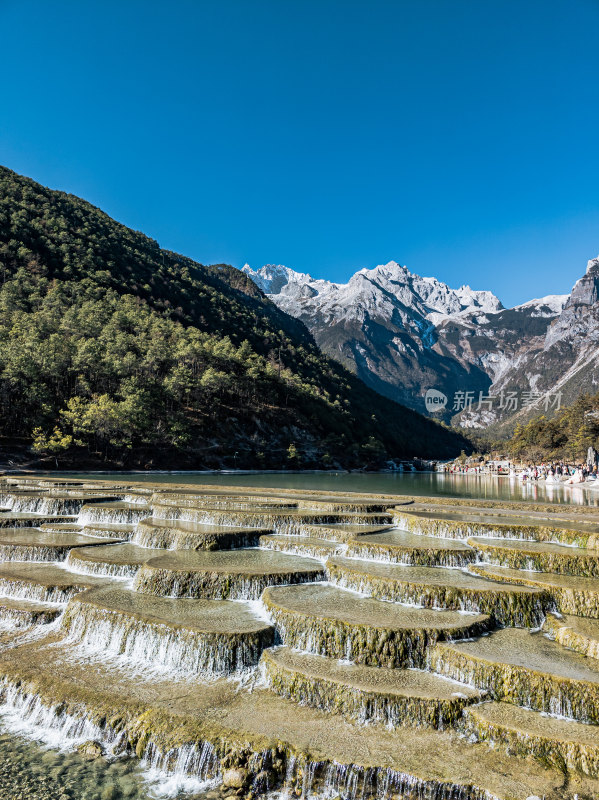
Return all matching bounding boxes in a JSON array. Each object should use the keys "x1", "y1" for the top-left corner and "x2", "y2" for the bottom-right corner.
[
  {"x1": 0, "y1": 723, "x2": 152, "y2": 800},
  {"x1": 2, "y1": 471, "x2": 599, "y2": 800},
  {"x1": 48, "y1": 470, "x2": 599, "y2": 506}
]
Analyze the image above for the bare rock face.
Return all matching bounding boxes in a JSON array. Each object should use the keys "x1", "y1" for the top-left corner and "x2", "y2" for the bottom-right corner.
[
  {"x1": 242, "y1": 260, "x2": 573, "y2": 424},
  {"x1": 76, "y1": 740, "x2": 104, "y2": 760},
  {"x1": 222, "y1": 768, "x2": 249, "y2": 789},
  {"x1": 569, "y1": 257, "x2": 599, "y2": 307}
]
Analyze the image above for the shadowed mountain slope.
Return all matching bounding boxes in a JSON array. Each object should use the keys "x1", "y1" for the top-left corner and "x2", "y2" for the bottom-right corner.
[{"x1": 0, "y1": 166, "x2": 468, "y2": 468}]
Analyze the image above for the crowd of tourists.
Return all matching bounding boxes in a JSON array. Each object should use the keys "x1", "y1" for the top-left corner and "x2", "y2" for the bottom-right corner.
[{"x1": 444, "y1": 460, "x2": 599, "y2": 485}]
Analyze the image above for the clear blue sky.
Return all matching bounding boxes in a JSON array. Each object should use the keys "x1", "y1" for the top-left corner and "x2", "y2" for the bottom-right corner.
[{"x1": 1, "y1": 0, "x2": 597, "y2": 306}]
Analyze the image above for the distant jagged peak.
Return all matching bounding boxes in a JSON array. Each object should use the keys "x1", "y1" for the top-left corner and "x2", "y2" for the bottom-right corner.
[
  {"x1": 563, "y1": 254, "x2": 599, "y2": 309},
  {"x1": 586, "y1": 255, "x2": 599, "y2": 274},
  {"x1": 241, "y1": 259, "x2": 503, "y2": 322},
  {"x1": 514, "y1": 294, "x2": 569, "y2": 316}
]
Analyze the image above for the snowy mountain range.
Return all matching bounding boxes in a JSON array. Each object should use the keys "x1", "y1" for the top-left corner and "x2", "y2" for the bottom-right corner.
[{"x1": 241, "y1": 258, "x2": 595, "y2": 429}]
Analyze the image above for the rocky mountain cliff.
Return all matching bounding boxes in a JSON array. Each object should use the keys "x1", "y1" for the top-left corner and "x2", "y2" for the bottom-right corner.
[
  {"x1": 459, "y1": 256, "x2": 599, "y2": 431},
  {"x1": 242, "y1": 260, "x2": 582, "y2": 430}
]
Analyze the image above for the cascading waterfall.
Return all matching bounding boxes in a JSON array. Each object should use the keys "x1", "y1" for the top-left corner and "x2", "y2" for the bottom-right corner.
[
  {"x1": 65, "y1": 550, "x2": 137, "y2": 578},
  {"x1": 0, "y1": 494, "x2": 85, "y2": 516},
  {"x1": 78, "y1": 506, "x2": 151, "y2": 526},
  {"x1": 0, "y1": 475, "x2": 596, "y2": 799},
  {"x1": 0, "y1": 679, "x2": 221, "y2": 796},
  {"x1": 344, "y1": 544, "x2": 475, "y2": 569},
  {"x1": 142, "y1": 740, "x2": 220, "y2": 796},
  {"x1": 0, "y1": 544, "x2": 68, "y2": 562},
  {"x1": 277, "y1": 755, "x2": 500, "y2": 800},
  {"x1": 133, "y1": 566, "x2": 326, "y2": 601},
  {"x1": 0, "y1": 577, "x2": 72, "y2": 605},
  {"x1": 325, "y1": 569, "x2": 547, "y2": 629},
  {"x1": 0, "y1": 680, "x2": 116, "y2": 749},
  {"x1": 60, "y1": 602, "x2": 274, "y2": 677}
]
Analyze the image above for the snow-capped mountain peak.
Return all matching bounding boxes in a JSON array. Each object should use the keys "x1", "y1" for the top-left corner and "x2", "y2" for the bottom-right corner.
[
  {"x1": 239, "y1": 255, "x2": 591, "y2": 424},
  {"x1": 514, "y1": 294, "x2": 569, "y2": 317},
  {"x1": 242, "y1": 260, "x2": 503, "y2": 325}
]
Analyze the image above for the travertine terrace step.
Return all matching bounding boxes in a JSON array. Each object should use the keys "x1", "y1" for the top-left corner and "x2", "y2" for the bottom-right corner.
[
  {"x1": 406, "y1": 500, "x2": 599, "y2": 529},
  {"x1": 0, "y1": 597, "x2": 62, "y2": 627},
  {"x1": 262, "y1": 583, "x2": 490, "y2": 667},
  {"x1": 0, "y1": 491, "x2": 119, "y2": 516},
  {"x1": 468, "y1": 536, "x2": 599, "y2": 576},
  {"x1": 301, "y1": 523, "x2": 394, "y2": 542},
  {"x1": 4, "y1": 478, "x2": 599, "y2": 796},
  {"x1": 0, "y1": 637, "x2": 592, "y2": 800},
  {"x1": 78, "y1": 502, "x2": 153, "y2": 524},
  {"x1": 471, "y1": 563, "x2": 599, "y2": 617},
  {"x1": 464, "y1": 700, "x2": 599, "y2": 777},
  {"x1": 0, "y1": 562, "x2": 108, "y2": 603},
  {"x1": 544, "y1": 612, "x2": 599, "y2": 659},
  {"x1": 430, "y1": 627, "x2": 599, "y2": 722},
  {"x1": 66, "y1": 543, "x2": 165, "y2": 578},
  {"x1": 346, "y1": 530, "x2": 476, "y2": 567},
  {"x1": 262, "y1": 646, "x2": 483, "y2": 728},
  {"x1": 259, "y1": 534, "x2": 343, "y2": 559},
  {"x1": 151, "y1": 494, "x2": 297, "y2": 510},
  {"x1": 0, "y1": 513, "x2": 75, "y2": 528},
  {"x1": 133, "y1": 519, "x2": 270, "y2": 549},
  {"x1": 394, "y1": 508, "x2": 599, "y2": 547},
  {"x1": 326, "y1": 557, "x2": 547, "y2": 626},
  {"x1": 0, "y1": 528, "x2": 123, "y2": 562},
  {"x1": 39, "y1": 522, "x2": 84, "y2": 533},
  {"x1": 133, "y1": 548, "x2": 325, "y2": 599},
  {"x1": 151, "y1": 504, "x2": 394, "y2": 533},
  {"x1": 82, "y1": 522, "x2": 136, "y2": 540},
  {"x1": 294, "y1": 499, "x2": 392, "y2": 512},
  {"x1": 61, "y1": 585, "x2": 275, "y2": 676}
]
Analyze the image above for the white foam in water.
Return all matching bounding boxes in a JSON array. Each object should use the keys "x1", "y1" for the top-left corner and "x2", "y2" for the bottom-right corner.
[
  {"x1": 0, "y1": 681, "x2": 114, "y2": 751},
  {"x1": 0, "y1": 680, "x2": 223, "y2": 798},
  {"x1": 143, "y1": 741, "x2": 220, "y2": 798}
]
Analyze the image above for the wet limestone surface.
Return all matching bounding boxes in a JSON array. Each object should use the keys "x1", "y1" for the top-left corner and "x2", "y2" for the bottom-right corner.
[
  {"x1": 431, "y1": 627, "x2": 599, "y2": 722},
  {"x1": 134, "y1": 548, "x2": 325, "y2": 599},
  {"x1": 465, "y1": 700, "x2": 599, "y2": 777},
  {"x1": 263, "y1": 583, "x2": 490, "y2": 667},
  {"x1": 0, "y1": 562, "x2": 109, "y2": 603},
  {"x1": 395, "y1": 508, "x2": 599, "y2": 547},
  {"x1": 0, "y1": 597, "x2": 62, "y2": 625},
  {"x1": 133, "y1": 518, "x2": 269, "y2": 550},
  {"x1": 326, "y1": 557, "x2": 547, "y2": 626},
  {"x1": 406, "y1": 501, "x2": 599, "y2": 521},
  {"x1": 0, "y1": 513, "x2": 75, "y2": 528},
  {"x1": 301, "y1": 523, "x2": 395, "y2": 542},
  {"x1": 6, "y1": 478, "x2": 599, "y2": 797},
  {"x1": 82, "y1": 522, "x2": 136, "y2": 540},
  {"x1": 468, "y1": 536, "x2": 599, "y2": 575},
  {"x1": 61, "y1": 586, "x2": 275, "y2": 675},
  {"x1": 39, "y1": 522, "x2": 84, "y2": 532},
  {"x1": 347, "y1": 529, "x2": 475, "y2": 566},
  {"x1": 259, "y1": 533, "x2": 343, "y2": 559},
  {"x1": 67, "y1": 542, "x2": 166, "y2": 578},
  {"x1": 262, "y1": 645, "x2": 483, "y2": 728},
  {"x1": 408, "y1": 507, "x2": 599, "y2": 531},
  {"x1": 152, "y1": 505, "x2": 394, "y2": 534},
  {"x1": 544, "y1": 612, "x2": 599, "y2": 659},
  {"x1": 0, "y1": 528, "x2": 123, "y2": 561},
  {"x1": 470, "y1": 563, "x2": 599, "y2": 616},
  {"x1": 67, "y1": 585, "x2": 273, "y2": 634},
  {"x1": 0, "y1": 634, "x2": 595, "y2": 800}
]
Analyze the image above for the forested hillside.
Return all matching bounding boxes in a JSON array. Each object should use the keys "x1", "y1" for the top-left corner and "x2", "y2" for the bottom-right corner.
[
  {"x1": 0, "y1": 166, "x2": 468, "y2": 468},
  {"x1": 502, "y1": 393, "x2": 599, "y2": 462}
]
